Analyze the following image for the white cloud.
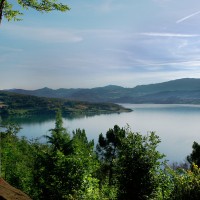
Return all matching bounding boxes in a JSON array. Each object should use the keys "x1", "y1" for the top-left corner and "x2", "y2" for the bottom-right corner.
[
  {"x1": 137, "y1": 60, "x2": 200, "y2": 68},
  {"x1": 3, "y1": 0, "x2": 200, "y2": 89},
  {"x1": 3, "y1": 25, "x2": 83, "y2": 43},
  {"x1": 176, "y1": 10, "x2": 200, "y2": 23},
  {"x1": 140, "y1": 32, "x2": 200, "y2": 37}
]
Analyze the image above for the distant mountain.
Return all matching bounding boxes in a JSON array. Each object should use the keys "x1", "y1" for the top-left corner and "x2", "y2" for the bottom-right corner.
[
  {"x1": 5, "y1": 85, "x2": 129, "y2": 102},
  {"x1": 4, "y1": 78, "x2": 200, "y2": 104},
  {"x1": 132, "y1": 78, "x2": 200, "y2": 94}
]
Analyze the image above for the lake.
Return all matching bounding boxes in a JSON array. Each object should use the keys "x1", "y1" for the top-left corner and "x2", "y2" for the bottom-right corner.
[{"x1": 5, "y1": 104, "x2": 200, "y2": 163}]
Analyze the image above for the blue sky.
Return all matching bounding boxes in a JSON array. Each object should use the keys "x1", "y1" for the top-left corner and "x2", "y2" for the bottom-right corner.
[{"x1": 1, "y1": 0, "x2": 200, "y2": 89}]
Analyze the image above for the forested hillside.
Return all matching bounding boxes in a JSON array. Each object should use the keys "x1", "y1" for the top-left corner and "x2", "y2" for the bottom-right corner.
[
  {"x1": 5, "y1": 78, "x2": 200, "y2": 104},
  {"x1": 0, "y1": 91, "x2": 131, "y2": 118}
]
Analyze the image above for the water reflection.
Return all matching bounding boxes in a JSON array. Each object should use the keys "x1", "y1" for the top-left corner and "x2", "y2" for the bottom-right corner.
[
  {"x1": 2, "y1": 104, "x2": 200, "y2": 163},
  {"x1": 1, "y1": 112, "x2": 114, "y2": 125}
]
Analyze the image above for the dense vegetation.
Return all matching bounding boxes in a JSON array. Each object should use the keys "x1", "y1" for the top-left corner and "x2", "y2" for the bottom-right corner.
[
  {"x1": 6, "y1": 78, "x2": 200, "y2": 104},
  {"x1": 0, "y1": 0, "x2": 69, "y2": 24},
  {"x1": 1, "y1": 111, "x2": 200, "y2": 199},
  {"x1": 0, "y1": 91, "x2": 131, "y2": 118}
]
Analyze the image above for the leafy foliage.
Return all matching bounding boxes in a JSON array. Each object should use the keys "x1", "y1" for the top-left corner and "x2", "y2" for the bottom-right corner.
[
  {"x1": 96, "y1": 125, "x2": 165, "y2": 200},
  {"x1": 32, "y1": 110, "x2": 100, "y2": 199},
  {"x1": 96, "y1": 125, "x2": 126, "y2": 185},
  {"x1": 0, "y1": 123, "x2": 35, "y2": 195},
  {"x1": 2, "y1": 113, "x2": 200, "y2": 199},
  {"x1": 165, "y1": 164, "x2": 200, "y2": 200},
  {"x1": 116, "y1": 131, "x2": 165, "y2": 200},
  {"x1": 187, "y1": 141, "x2": 200, "y2": 167},
  {"x1": 0, "y1": 0, "x2": 70, "y2": 23}
]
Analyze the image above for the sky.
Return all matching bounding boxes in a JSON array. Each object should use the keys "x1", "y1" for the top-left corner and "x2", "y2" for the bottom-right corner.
[{"x1": 1, "y1": 0, "x2": 200, "y2": 89}]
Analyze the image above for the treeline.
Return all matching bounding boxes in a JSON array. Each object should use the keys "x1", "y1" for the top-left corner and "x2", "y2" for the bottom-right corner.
[
  {"x1": 0, "y1": 91, "x2": 131, "y2": 117},
  {"x1": 0, "y1": 111, "x2": 200, "y2": 199}
]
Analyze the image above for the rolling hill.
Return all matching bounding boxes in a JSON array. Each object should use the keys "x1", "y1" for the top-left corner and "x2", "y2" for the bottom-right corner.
[
  {"x1": 0, "y1": 91, "x2": 132, "y2": 118},
  {"x1": 4, "y1": 78, "x2": 200, "y2": 104}
]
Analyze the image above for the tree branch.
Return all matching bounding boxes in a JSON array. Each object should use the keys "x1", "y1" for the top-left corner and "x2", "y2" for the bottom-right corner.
[{"x1": 0, "y1": 0, "x2": 5, "y2": 24}]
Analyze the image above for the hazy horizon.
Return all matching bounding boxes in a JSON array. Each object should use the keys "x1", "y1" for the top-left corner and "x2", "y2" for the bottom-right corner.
[
  {"x1": 1, "y1": 1, "x2": 200, "y2": 89},
  {"x1": 2, "y1": 77, "x2": 199, "y2": 90}
]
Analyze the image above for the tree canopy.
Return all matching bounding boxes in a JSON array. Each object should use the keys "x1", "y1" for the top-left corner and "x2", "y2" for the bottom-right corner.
[
  {"x1": 2, "y1": 112, "x2": 200, "y2": 199},
  {"x1": 0, "y1": 0, "x2": 70, "y2": 24}
]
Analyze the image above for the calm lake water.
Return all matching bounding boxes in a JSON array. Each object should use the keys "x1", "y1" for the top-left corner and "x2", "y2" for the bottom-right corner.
[{"x1": 6, "y1": 104, "x2": 200, "y2": 163}]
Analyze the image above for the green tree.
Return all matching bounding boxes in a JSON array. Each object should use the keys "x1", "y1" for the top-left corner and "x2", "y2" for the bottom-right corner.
[
  {"x1": 0, "y1": 0, "x2": 70, "y2": 24},
  {"x1": 33, "y1": 110, "x2": 100, "y2": 199},
  {"x1": 0, "y1": 123, "x2": 35, "y2": 196},
  {"x1": 116, "y1": 131, "x2": 165, "y2": 200},
  {"x1": 47, "y1": 109, "x2": 71, "y2": 154},
  {"x1": 71, "y1": 129, "x2": 101, "y2": 199},
  {"x1": 166, "y1": 164, "x2": 200, "y2": 200},
  {"x1": 96, "y1": 125, "x2": 126, "y2": 185},
  {"x1": 187, "y1": 141, "x2": 200, "y2": 167},
  {"x1": 33, "y1": 110, "x2": 72, "y2": 199}
]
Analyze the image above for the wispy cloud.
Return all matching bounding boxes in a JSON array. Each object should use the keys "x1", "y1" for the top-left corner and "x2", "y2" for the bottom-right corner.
[
  {"x1": 3, "y1": 0, "x2": 200, "y2": 89},
  {"x1": 86, "y1": 0, "x2": 122, "y2": 13},
  {"x1": 99, "y1": 0, "x2": 114, "y2": 12},
  {"x1": 0, "y1": 46, "x2": 23, "y2": 52},
  {"x1": 152, "y1": 0, "x2": 172, "y2": 3},
  {"x1": 176, "y1": 10, "x2": 200, "y2": 23},
  {"x1": 134, "y1": 59, "x2": 200, "y2": 69},
  {"x1": 2, "y1": 25, "x2": 132, "y2": 44},
  {"x1": 3, "y1": 25, "x2": 83, "y2": 43},
  {"x1": 140, "y1": 32, "x2": 200, "y2": 37},
  {"x1": 0, "y1": 46, "x2": 23, "y2": 64}
]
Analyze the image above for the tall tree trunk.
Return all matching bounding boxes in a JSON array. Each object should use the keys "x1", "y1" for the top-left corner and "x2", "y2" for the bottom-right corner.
[{"x1": 0, "y1": 0, "x2": 5, "y2": 24}]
